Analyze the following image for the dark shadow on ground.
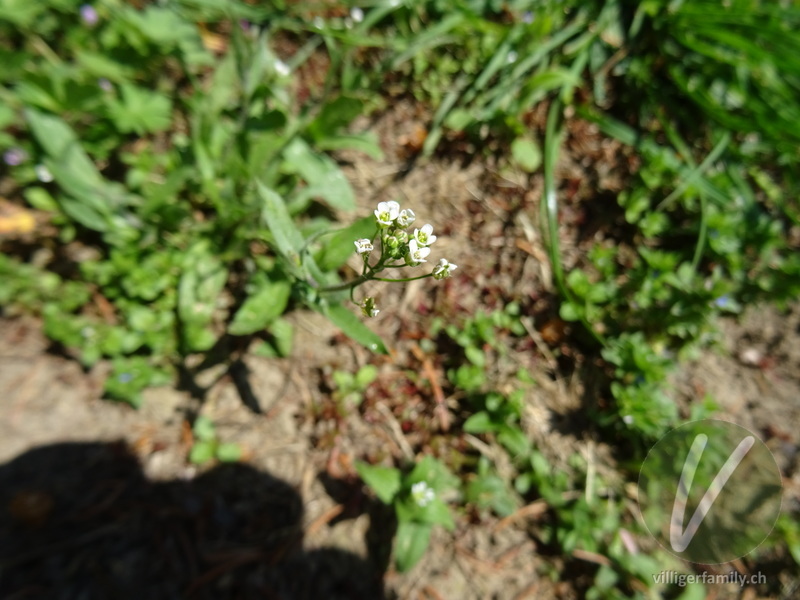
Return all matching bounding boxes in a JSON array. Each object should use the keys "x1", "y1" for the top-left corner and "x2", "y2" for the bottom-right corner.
[
  {"x1": 0, "y1": 442, "x2": 386, "y2": 600},
  {"x1": 318, "y1": 472, "x2": 397, "y2": 578}
]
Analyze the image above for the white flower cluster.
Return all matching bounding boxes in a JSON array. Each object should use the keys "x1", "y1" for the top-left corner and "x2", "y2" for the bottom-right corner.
[
  {"x1": 349, "y1": 201, "x2": 458, "y2": 318},
  {"x1": 355, "y1": 200, "x2": 457, "y2": 273},
  {"x1": 411, "y1": 481, "x2": 436, "y2": 508}
]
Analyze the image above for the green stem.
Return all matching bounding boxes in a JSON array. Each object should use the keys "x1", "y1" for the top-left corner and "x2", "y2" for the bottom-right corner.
[
  {"x1": 656, "y1": 132, "x2": 730, "y2": 211},
  {"x1": 542, "y1": 100, "x2": 605, "y2": 346},
  {"x1": 691, "y1": 191, "x2": 708, "y2": 272},
  {"x1": 373, "y1": 274, "x2": 433, "y2": 283},
  {"x1": 318, "y1": 273, "x2": 372, "y2": 293},
  {"x1": 317, "y1": 269, "x2": 431, "y2": 293}
]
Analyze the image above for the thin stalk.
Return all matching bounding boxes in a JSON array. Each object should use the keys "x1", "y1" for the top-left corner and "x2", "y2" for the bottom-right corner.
[
  {"x1": 656, "y1": 132, "x2": 730, "y2": 210},
  {"x1": 542, "y1": 100, "x2": 604, "y2": 346},
  {"x1": 691, "y1": 191, "x2": 709, "y2": 272},
  {"x1": 317, "y1": 273, "x2": 372, "y2": 293},
  {"x1": 373, "y1": 274, "x2": 432, "y2": 283},
  {"x1": 657, "y1": 115, "x2": 711, "y2": 275}
]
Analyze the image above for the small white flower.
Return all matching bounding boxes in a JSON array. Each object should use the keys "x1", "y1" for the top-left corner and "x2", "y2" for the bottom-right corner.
[
  {"x1": 313, "y1": 16, "x2": 325, "y2": 29},
  {"x1": 412, "y1": 224, "x2": 437, "y2": 246},
  {"x1": 432, "y1": 258, "x2": 457, "y2": 280},
  {"x1": 622, "y1": 415, "x2": 634, "y2": 425},
  {"x1": 350, "y1": 6, "x2": 364, "y2": 22},
  {"x1": 396, "y1": 208, "x2": 416, "y2": 228},
  {"x1": 354, "y1": 238, "x2": 374, "y2": 255},
  {"x1": 411, "y1": 481, "x2": 436, "y2": 507},
  {"x1": 275, "y1": 59, "x2": 291, "y2": 77},
  {"x1": 374, "y1": 200, "x2": 400, "y2": 227},
  {"x1": 35, "y1": 164, "x2": 54, "y2": 183},
  {"x1": 361, "y1": 297, "x2": 379, "y2": 318},
  {"x1": 405, "y1": 239, "x2": 430, "y2": 266},
  {"x1": 507, "y1": 50, "x2": 518, "y2": 64}
]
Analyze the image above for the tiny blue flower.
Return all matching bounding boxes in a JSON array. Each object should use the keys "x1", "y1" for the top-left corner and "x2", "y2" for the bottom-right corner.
[
  {"x1": 80, "y1": 5, "x2": 99, "y2": 26},
  {"x1": 3, "y1": 148, "x2": 27, "y2": 166},
  {"x1": 714, "y1": 295, "x2": 731, "y2": 309}
]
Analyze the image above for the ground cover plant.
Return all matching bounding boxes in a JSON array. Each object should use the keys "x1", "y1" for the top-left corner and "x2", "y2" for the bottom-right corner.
[{"x1": 1, "y1": 0, "x2": 799, "y2": 598}]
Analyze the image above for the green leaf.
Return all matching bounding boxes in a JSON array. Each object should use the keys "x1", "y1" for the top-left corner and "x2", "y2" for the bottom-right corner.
[
  {"x1": 257, "y1": 182, "x2": 328, "y2": 285},
  {"x1": 24, "y1": 187, "x2": 58, "y2": 212},
  {"x1": 394, "y1": 521, "x2": 432, "y2": 572},
  {"x1": 332, "y1": 370, "x2": 354, "y2": 392},
  {"x1": 268, "y1": 318, "x2": 294, "y2": 357},
  {"x1": 559, "y1": 301, "x2": 582, "y2": 322},
  {"x1": 308, "y1": 96, "x2": 364, "y2": 140},
  {"x1": 674, "y1": 583, "x2": 708, "y2": 600},
  {"x1": 242, "y1": 30, "x2": 283, "y2": 98},
  {"x1": 178, "y1": 244, "x2": 227, "y2": 351},
  {"x1": 497, "y1": 425, "x2": 531, "y2": 458},
  {"x1": 75, "y1": 50, "x2": 136, "y2": 81},
  {"x1": 216, "y1": 443, "x2": 242, "y2": 462},
  {"x1": 0, "y1": 0, "x2": 42, "y2": 27},
  {"x1": 466, "y1": 469, "x2": 518, "y2": 517},
  {"x1": 407, "y1": 456, "x2": 459, "y2": 492},
  {"x1": 355, "y1": 462, "x2": 402, "y2": 504},
  {"x1": 202, "y1": 50, "x2": 238, "y2": 116},
  {"x1": 59, "y1": 196, "x2": 109, "y2": 232},
  {"x1": 355, "y1": 364, "x2": 378, "y2": 388},
  {"x1": 314, "y1": 133, "x2": 384, "y2": 159},
  {"x1": 193, "y1": 416, "x2": 216, "y2": 442},
  {"x1": 25, "y1": 109, "x2": 138, "y2": 240},
  {"x1": 124, "y1": 4, "x2": 211, "y2": 66},
  {"x1": 0, "y1": 103, "x2": 15, "y2": 129},
  {"x1": 530, "y1": 450, "x2": 552, "y2": 478},
  {"x1": 107, "y1": 84, "x2": 173, "y2": 134},
  {"x1": 24, "y1": 109, "x2": 103, "y2": 189},
  {"x1": 323, "y1": 303, "x2": 388, "y2": 354},
  {"x1": 463, "y1": 411, "x2": 496, "y2": 434},
  {"x1": 257, "y1": 181, "x2": 305, "y2": 258},
  {"x1": 228, "y1": 277, "x2": 291, "y2": 335},
  {"x1": 103, "y1": 355, "x2": 169, "y2": 407},
  {"x1": 283, "y1": 138, "x2": 355, "y2": 211},
  {"x1": 15, "y1": 78, "x2": 61, "y2": 113},
  {"x1": 396, "y1": 496, "x2": 455, "y2": 531},
  {"x1": 314, "y1": 216, "x2": 376, "y2": 271},
  {"x1": 566, "y1": 269, "x2": 592, "y2": 297},
  {"x1": 444, "y1": 108, "x2": 472, "y2": 131},
  {"x1": 465, "y1": 345, "x2": 485, "y2": 367},
  {"x1": 511, "y1": 137, "x2": 542, "y2": 173},
  {"x1": 190, "y1": 441, "x2": 216, "y2": 464}
]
